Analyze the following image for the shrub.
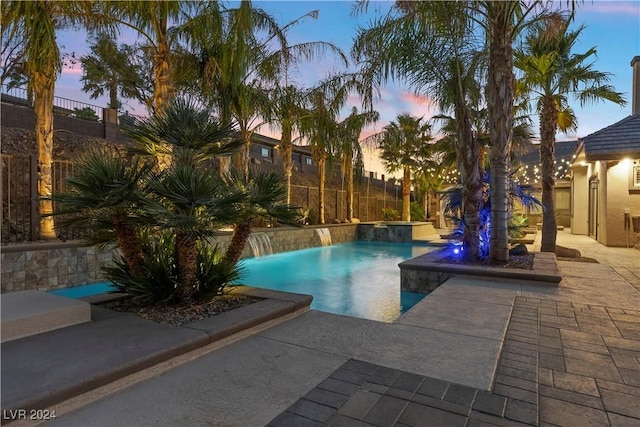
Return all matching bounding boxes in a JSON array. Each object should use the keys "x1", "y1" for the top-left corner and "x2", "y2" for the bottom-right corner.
[
  {"x1": 382, "y1": 208, "x2": 401, "y2": 221},
  {"x1": 410, "y1": 202, "x2": 425, "y2": 222},
  {"x1": 197, "y1": 241, "x2": 243, "y2": 300}
]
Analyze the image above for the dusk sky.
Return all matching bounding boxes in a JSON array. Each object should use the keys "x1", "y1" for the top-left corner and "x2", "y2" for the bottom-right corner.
[{"x1": 53, "y1": 1, "x2": 640, "y2": 173}]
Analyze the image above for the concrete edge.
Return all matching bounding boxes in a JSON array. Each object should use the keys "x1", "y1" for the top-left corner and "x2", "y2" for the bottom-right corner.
[
  {"x1": 6, "y1": 286, "x2": 313, "y2": 414},
  {"x1": 399, "y1": 251, "x2": 562, "y2": 285}
]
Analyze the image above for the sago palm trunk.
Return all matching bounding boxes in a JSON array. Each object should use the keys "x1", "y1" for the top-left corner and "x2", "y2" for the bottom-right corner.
[
  {"x1": 175, "y1": 233, "x2": 198, "y2": 303},
  {"x1": 318, "y1": 157, "x2": 326, "y2": 224},
  {"x1": 487, "y1": 5, "x2": 515, "y2": 263},
  {"x1": 113, "y1": 215, "x2": 144, "y2": 274},
  {"x1": 402, "y1": 166, "x2": 411, "y2": 221},
  {"x1": 540, "y1": 97, "x2": 558, "y2": 253},
  {"x1": 224, "y1": 221, "x2": 252, "y2": 266},
  {"x1": 34, "y1": 71, "x2": 57, "y2": 239}
]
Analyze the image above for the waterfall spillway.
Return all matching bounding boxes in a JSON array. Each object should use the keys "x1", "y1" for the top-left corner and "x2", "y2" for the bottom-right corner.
[
  {"x1": 248, "y1": 232, "x2": 273, "y2": 258},
  {"x1": 316, "y1": 228, "x2": 332, "y2": 246}
]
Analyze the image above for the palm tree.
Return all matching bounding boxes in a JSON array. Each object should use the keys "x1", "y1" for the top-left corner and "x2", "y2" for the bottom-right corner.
[
  {"x1": 50, "y1": 148, "x2": 153, "y2": 274},
  {"x1": 80, "y1": 32, "x2": 146, "y2": 109},
  {"x1": 2, "y1": 1, "x2": 108, "y2": 239},
  {"x1": 336, "y1": 107, "x2": 379, "y2": 221},
  {"x1": 369, "y1": 114, "x2": 433, "y2": 222},
  {"x1": 126, "y1": 98, "x2": 244, "y2": 303},
  {"x1": 92, "y1": 1, "x2": 196, "y2": 112},
  {"x1": 353, "y1": 3, "x2": 485, "y2": 258},
  {"x1": 515, "y1": 19, "x2": 625, "y2": 253},
  {"x1": 222, "y1": 167, "x2": 300, "y2": 266},
  {"x1": 264, "y1": 84, "x2": 307, "y2": 203}
]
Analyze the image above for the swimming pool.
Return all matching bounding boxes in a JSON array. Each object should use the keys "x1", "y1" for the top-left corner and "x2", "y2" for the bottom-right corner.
[
  {"x1": 238, "y1": 241, "x2": 433, "y2": 322},
  {"x1": 50, "y1": 241, "x2": 433, "y2": 322}
]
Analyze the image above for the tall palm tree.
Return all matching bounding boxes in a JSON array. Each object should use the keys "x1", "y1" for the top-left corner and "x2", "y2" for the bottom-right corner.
[
  {"x1": 264, "y1": 84, "x2": 307, "y2": 203},
  {"x1": 2, "y1": 1, "x2": 106, "y2": 239},
  {"x1": 336, "y1": 107, "x2": 379, "y2": 221},
  {"x1": 80, "y1": 32, "x2": 145, "y2": 110},
  {"x1": 369, "y1": 114, "x2": 433, "y2": 222},
  {"x1": 222, "y1": 167, "x2": 299, "y2": 266},
  {"x1": 515, "y1": 19, "x2": 625, "y2": 252},
  {"x1": 353, "y1": 2, "x2": 485, "y2": 259},
  {"x1": 93, "y1": 1, "x2": 195, "y2": 112}
]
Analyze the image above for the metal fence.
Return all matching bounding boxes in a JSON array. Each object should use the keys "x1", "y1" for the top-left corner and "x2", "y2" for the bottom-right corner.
[
  {"x1": 1, "y1": 85, "x2": 105, "y2": 122},
  {"x1": 1, "y1": 154, "x2": 85, "y2": 243},
  {"x1": 1, "y1": 155, "x2": 400, "y2": 243}
]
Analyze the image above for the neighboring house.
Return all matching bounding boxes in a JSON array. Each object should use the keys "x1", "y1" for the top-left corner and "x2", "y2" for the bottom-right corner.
[{"x1": 569, "y1": 57, "x2": 640, "y2": 247}]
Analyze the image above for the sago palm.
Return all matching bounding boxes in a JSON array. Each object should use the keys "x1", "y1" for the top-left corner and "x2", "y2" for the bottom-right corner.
[
  {"x1": 50, "y1": 147, "x2": 153, "y2": 274},
  {"x1": 125, "y1": 98, "x2": 244, "y2": 302},
  {"x1": 515, "y1": 18, "x2": 625, "y2": 252}
]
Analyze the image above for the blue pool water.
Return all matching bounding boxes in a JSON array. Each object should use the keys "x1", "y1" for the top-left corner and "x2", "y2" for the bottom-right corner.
[
  {"x1": 50, "y1": 241, "x2": 433, "y2": 322},
  {"x1": 238, "y1": 241, "x2": 433, "y2": 322}
]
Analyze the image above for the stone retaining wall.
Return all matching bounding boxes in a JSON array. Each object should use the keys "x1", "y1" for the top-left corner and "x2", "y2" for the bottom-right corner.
[{"x1": 0, "y1": 224, "x2": 358, "y2": 293}]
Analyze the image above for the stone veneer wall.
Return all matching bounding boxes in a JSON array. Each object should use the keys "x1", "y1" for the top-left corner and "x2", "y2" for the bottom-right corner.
[{"x1": 0, "y1": 224, "x2": 358, "y2": 293}]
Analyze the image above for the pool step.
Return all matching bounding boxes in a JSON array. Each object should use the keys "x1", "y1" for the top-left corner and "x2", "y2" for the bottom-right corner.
[{"x1": 1, "y1": 290, "x2": 91, "y2": 343}]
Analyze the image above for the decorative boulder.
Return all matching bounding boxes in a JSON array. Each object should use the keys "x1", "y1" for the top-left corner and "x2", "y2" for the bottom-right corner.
[
  {"x1": 509, "y1": 243, "x2": 529, "y2": 256},
  {"x1": 351, "y1": 218, "x2": 360, "y2": 224},
  {"x1": 556, "y1": 245, "x2": 581, "y2": 258}
]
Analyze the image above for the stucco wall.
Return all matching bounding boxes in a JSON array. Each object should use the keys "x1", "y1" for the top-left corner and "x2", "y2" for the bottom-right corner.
[{"x1": 605, "y1": 160, "x2": 640, "y2": 247}]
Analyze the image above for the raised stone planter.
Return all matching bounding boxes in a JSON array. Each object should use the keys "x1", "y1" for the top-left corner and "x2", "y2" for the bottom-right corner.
[{"x1": 399, "y1": 251, "x2": 562, "y2": 294}]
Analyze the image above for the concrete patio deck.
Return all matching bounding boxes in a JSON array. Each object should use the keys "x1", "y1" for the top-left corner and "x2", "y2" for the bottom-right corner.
[{"x1": 1, "y1": 230, "x2": 638, "y2": 426}]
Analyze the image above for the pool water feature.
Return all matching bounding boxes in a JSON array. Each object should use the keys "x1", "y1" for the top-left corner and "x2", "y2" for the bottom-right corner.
[
  {"x1": 247, "y1": 232, "x2": 273, "y2": 258},
  {"x1": 315, "y1": 228, "x2": 332, "y2": 246},
  {"x1": 238, "y1": 241, "x2": 433, "y2": 322}
]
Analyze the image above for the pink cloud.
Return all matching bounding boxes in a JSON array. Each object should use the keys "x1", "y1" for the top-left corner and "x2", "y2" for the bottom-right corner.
[{"x1": 400, "y1": 91, "x2": 434, "y2": 107}]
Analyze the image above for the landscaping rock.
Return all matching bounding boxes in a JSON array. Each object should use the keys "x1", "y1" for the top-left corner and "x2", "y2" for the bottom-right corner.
[
  {"x1": 509, "y1": 244, "x2": 529, "y2": 256},
  {"x1": 555, "y1": 245, "x2": 581, "y2": 258}
]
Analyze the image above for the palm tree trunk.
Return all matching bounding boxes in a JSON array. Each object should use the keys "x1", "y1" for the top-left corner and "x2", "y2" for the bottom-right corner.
[
  {"x1": 457, "y1": 106, "x2": 482, "y2": 261},
  {"x1": 402, "y1": 166, "x2": 411, "y2": 221},
  {"x1": 540, "y1": 97, "x2": 558, "y2": 252},
  {"x1": 318, "y1": 157, "x2": 326, "y2": 224},
  {"x1": 224, "y1": 221, "x2": 252, "y2": 266},
  {"x1": 113, "y1": 215, "x2": 144, "y2": 274},
  {"x1": 233, "y1": 127, "x2": 251, "y2": 177},
  {"x1": 487, "y1": 4, "x2": 515, "y2": 263},
  {"x1": 153, "y1": 34, "x2": 172, "y2": 111},
  {"x1": 109, "y1": 83, "x2": 119, "y2": 110},
  {"x1": 34, "y1": 71, "x2": 56, "y2": 240},
  {"x1": 175, "y1": 232, "x2": 197, "y2": 303},
  {"x1": 346, "y1": 153, "x2": 354, "y2": 221},
  {"x1": 281, "y1": 123, "x2": 293, "y2": 204}
]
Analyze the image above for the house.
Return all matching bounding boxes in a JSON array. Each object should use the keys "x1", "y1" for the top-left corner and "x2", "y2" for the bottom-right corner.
[{"x1": 569, "y1": 56, "x2": 640, "y2": 247}]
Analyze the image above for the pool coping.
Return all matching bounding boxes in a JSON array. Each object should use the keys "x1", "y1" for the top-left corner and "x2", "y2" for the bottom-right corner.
[
  {"x1": 399, "y1": 251, "x2": 562, "y2": 294},
  {"x1": 1, "y1": 286, "x2": 312, "y2": 414}
]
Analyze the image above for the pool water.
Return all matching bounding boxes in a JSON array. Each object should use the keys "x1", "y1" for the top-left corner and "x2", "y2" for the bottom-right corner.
[
  {"x1": 238, "y1": 241, "x2": 433, "y2": 322},
  {"x1": 49, "y1": 241, "x2": 433, "y2": 323}
]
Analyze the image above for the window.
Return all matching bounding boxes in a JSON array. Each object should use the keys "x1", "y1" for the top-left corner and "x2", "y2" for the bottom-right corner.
[
  {"x1": 261, "y1": 147, "x2": 270, "y2": 158},
  {"x1": 305, "y1": 157, "x2": 312, "y2": 165}
]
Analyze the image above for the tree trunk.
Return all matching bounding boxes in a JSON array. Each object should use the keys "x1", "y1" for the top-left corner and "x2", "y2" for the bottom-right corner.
[
  {"x1": 113, "y1": 215, "x2": 144, "y2": 274},
  {"x1": 318, "y1": 157, "x2": 326, "y2": 224},
  {"x1": 153, "y1": 34, "x2": 172, "y2": 112},
  {"x1": 540, "y1": 97, "x2": 558, "y2": 252},
  {"x1": 34, "y1": 71, "x2": 56, "y2": 239},
  {"x1": 487, "y1": 4, "x2": 515, "y2": 263},
  {"x1": 233, "y1": 127, "x2": 251, "y2": 178},
  {"x1": 456, "y1": 105, "x2": 482, "y2": 261},
  {"x1": 402, "y1": 166, "x2": 411, "y2": 221},
  {"x1": 281, "y1": 122, "x2": 293, "y2": 204},
  {"x1": 109, "y1": 83, "x2": 119, "y2": 110},
  {"x1": 224, "y1": 221, "x2": 252, "y2": 266},
  {"x1": 346, "y1": 153, "x2": 354, "y2": 221},
  {"x1": 175, "y1": 232, "x2": 197, "y2": 303}
]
